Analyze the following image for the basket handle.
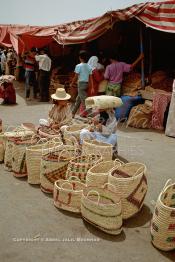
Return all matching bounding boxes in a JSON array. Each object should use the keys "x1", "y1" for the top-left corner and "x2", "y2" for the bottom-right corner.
[
  {"x1": 64, "y1": 136, "x2": 79, "y2": 146},
  {"x1": 68, "y1": 176, "x2": 80, "y2": 182},
  {"x1": 103, "y1": 183, "x2": 116, "y2": 192},
  {"x1": 61, "y1": 181, "x2": 73, "y2": 190},
  {"x1": 51, "y1": 136, "x2": 62, "y2": 144},
  {"x1": 37, "y1": 138, "x2": 48, "y2": 144},
  {"x1": 134, "y1": 166, "x2": 145, "y2": 176},
  {"x1": 162, "y1": 179, "x2": 173, "y2": 193},
  {"x1": 4, "y1": 125, "x2": 17, "y2": 132},
  {"x1": 57, "y1": 147, "x2": 74, "y2": 162},
  {"x1": 87, "y1": 190, "x2": 100, "y2": 204},
  {"x1": 114, "y1": 158, "x2": 124, "y2": 165}
]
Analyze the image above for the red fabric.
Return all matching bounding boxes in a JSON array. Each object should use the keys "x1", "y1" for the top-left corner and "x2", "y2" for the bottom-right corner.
[
  {"x1": 0, "y1": 1, "x2": 175, "y2": 53},
  {"x1": 0, "y1": 83, "x2": 16, "y2": 104},
  {"x1": 88, "y1": 69, "x2": 104, "y2": 96},
  {"x1": 151, "y1": 93, "x2": 171, "y2": 130}
]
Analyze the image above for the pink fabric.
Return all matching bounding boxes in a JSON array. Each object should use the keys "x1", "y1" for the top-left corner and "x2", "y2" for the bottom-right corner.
[
  {"x1": 104, "y1": 62, "x2": 131, "y2": 84},
  {"x1": 152, "y1": 93, "x2": 171, "y2": 130}
]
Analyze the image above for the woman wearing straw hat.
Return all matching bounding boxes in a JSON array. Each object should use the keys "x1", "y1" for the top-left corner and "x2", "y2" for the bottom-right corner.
[{"x1": 39, "y1": 87, "x2": 72, "y2": 129}]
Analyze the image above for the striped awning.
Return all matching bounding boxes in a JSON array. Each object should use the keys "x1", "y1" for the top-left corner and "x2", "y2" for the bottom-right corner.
[{"x1": 54, "y1": 1, "x2": 175, "y2": 45}]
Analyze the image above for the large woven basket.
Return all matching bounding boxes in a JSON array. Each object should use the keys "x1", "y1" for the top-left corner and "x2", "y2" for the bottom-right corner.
[
  {"x1": 151, "y1": 179, "x2": 175, "y2": 251},
  {"x1": 81, "y1": 184, "x2": 122, "y2": 235},
  {"x1": 86, "y1": 159, "x2": 122, "y2": 187},
  {"x1": 108, "y1": 162, "x2": 147, "y2": 219},
  {"x1": 4, "y1": 129, "x2": 34, "y2": 171},
  {"x1": 40, "y1": 145, "x2": 78, "y2": 194},
  {"x1": 66, "y1": 154, "x2": 102, "y2": 183},
  {"x1": 0, "y1": 133, "x2": 5, "y2": 163},
  {"x1": 12, "y1": 136, "x2": 39, "y2": 177},
  {"x1": 38, "y1": 126, "x2": 60, "y2": 139},
  {"x1": 63, "y1": 124, "x2": 89, "y2": 143},
  {"x1": 26, "y1": 139, "x2": 63, "y2": 184},
  {"x1": 54, "y1": 176, "x2": 86, "y2": 213},
  {"x1": 82, "y1": 139, "x2": 113, "y2": 161}
]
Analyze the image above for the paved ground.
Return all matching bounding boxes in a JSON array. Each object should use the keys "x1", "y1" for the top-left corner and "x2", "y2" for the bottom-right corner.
[{"x1": 0, "y1": 83, "x2": 175, "y2": 262}]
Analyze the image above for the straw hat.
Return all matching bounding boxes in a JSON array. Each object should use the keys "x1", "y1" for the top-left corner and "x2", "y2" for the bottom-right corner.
[{"x1": 51, "y1": 88, "x2": 71, "y2": 100}]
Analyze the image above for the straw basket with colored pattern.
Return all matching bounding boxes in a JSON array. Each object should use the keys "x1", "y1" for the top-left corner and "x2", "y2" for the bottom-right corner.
[
  {"x1": 54, "y1": 176, "x2": 86, "y2": 213},
  {"x1": 108, "y1": 162, "x2": 147, "y2": 219},
  {"x1": 40, "y1": 145, "x2": 78, "y2": 194},
  {"x1": 86, "y1": 159, "x2": 123, "y2": 187},
  {"x1": 26, "y1": 139, "x2": 63, "y2": 185},
  {"x1": 151, "y1": 179, "x2": 175, "y2": 251},
  {"x1": 81, "y1": 184, "x2": 122, "y2": 235},
  {"x1": 12, "y1": 136, "x2": 38, "y2": 177},
  {"x1": 4, "y1": 129, "x2": 34, "y2": 171},
  {"x1": 82, "y1": 139, "x2": 113, "y2": 161},
  {"x1": 66, "y1": 154, "x2": 102, "y2": 183}
]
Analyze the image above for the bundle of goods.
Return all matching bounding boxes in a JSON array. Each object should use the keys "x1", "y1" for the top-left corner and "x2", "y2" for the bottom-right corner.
[
  {"x1": 165, "y1": 80, "x2": 175, "y2": 137},
  {"x1": 63, "y1": 124, "x2": 89, "y2": 144},
  {"x1": 115, "y1": 95, "x2": 144, "y2": 120},
  {"x1": 127, "y1": 104, "x2": 153, "y2": 129},
  {"x1": 54, "y1": 176, "x2": 86, "y2": 213},
  {"x1": 86, "y1": 160, "x2": 122, "y2": 187},
  {"x1": 66, "y1": 154, "x2": 102, "y2": 183},
  {"x1": 66, "y1": 72, "x2": 78, "y2": 102},
  {"x1": 140, "y1": 86, "x2": 171, "y2": 101},
  {"x1": 82, "y1": 139, "x2": 113, "y2": 161},
  {"x1": 108, "y1": 162, "x2": 147, "y2": 219},
  {"x1": 151, "y1": 71, "x2": 173, "y2": 93},
  {"x1": 11, "y1": 135, "x2": 39, "y2": 177},
  {"x1": 4, "y1": 129, "x2": 34, "y2": 171},
  {"x1": 40, "y1": 145, "x2": 78, "y2": 193},
  {"x1": 85, "y1": 95, "x2": 123, "y2": 110},
  {"x1": 122, "y1": 72, "x2": 142, "y2": 97},
  {"x1": 81, "y1": 184, "x2": 122, "y2": 235},
  {"x1": 0, "y1": 75, "x2": 16, "y2": 104},
  {"x1": 26, "y1": 139, "x2": 63, "y2": 185},
  {"x1": 38, "y1": 125, "x2": 60, "y2": 139},
  {"x1": 151, "y1": 179, "x2": 175, "y2": 251}
]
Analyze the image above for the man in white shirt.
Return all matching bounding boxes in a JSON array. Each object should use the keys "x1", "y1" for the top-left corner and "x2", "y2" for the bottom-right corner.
[{"x1": 35, "y1": 48, "x2": 51, "y2": 102}]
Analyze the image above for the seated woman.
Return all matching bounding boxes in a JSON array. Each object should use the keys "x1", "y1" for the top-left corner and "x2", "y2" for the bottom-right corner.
[
  {"x1": 39, "y1": 87, "x2": 72, "y2": 129},
  {"x1": 80, "y1": 107, "x2": 118, "y2": 153}
]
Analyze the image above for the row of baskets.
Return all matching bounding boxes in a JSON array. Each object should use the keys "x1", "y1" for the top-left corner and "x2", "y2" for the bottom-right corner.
[{"x1": 0, "y1": 125, "x2": 174, "y2": 251}]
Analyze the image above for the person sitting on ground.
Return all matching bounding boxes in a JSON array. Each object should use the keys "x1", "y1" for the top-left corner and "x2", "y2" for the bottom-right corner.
[
  {"x1": 104, "y1": 51, "x2": 144, "y2": 97},
  {"x1": 0, "y1": 76, "x2": 16, "y2": 105},
  {"x1": 80, "y1": 105, "x2": 118, "y2": 154},
  {"x1": 70, "y1": 50, "x2": 93, "y2": 118},
  {"x1": 39, "y1": 87, "x2": 72, "y2": 130}
]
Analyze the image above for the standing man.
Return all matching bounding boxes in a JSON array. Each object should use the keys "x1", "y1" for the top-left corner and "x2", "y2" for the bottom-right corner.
[
  {"x1": 1, "y1": 50, "x2": 7, "y2": 75},
  {"x1": 35, "y1": 48, "x2": 51, "y2": 102},
  {"x1": 24, "y1": 47, "x2": 38, "y2": 101}
]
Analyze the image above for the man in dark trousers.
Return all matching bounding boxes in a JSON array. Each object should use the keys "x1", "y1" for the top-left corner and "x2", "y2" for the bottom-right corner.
[{"x1": 35, "y1": 48, "x2": 51, "y2": 102}]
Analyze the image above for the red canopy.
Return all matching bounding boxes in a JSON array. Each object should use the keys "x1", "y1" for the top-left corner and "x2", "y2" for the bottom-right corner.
[{"x1": 0, "y1": 1, "x2": 174, "y2": 53}]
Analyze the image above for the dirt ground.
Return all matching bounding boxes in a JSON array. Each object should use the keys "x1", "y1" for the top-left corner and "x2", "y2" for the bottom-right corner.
[{"x1": 0, "y1": 83, "x2": 175, "y2": 262}]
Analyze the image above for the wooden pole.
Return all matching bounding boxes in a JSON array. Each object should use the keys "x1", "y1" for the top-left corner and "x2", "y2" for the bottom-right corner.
[
  {"x1": 139, "y1": 25, "x2": 145, "y2": 88},
  {"x1": 148, "y1": 28, "x2": 152, "y2": 85}
]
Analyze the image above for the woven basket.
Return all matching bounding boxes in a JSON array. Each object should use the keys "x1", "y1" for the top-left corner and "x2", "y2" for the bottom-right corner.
[
  {"x1": 151, "y1": 179, "x2": 175, "y2": 251},
  {"x1": 66, "y1": 154, "x2": 102, "y2": 183},
  {"x1": 54, "y1": 176, "x2": 86, "y2": 213},
  {"x1": 38, "y1": 125, "x2": 60, "y2": 139},
  {"x1": 4, "y1": 129, "x2": 34, "y2": 171},
  {"x1": 40, "y1": 145, "x2": 78, "y2": 193},
  {"x1": 108, "y1": 162, "x2": 147, "y2": 219},
  {"x1": 82, "y1": 139, "x2": 113, "y2": 161},
  {"x1": 0, "y1": 133, "x2": 5, "y2": 163},
  {"x1": 63, "y1": 124, "x2": 89, "y2": 142},
  {"x1": 12, "y1": 136, "x2": 39, "y2": 177},
  {"x1": 86, "y1": 159, "x2": 123, "y2": 187},
  {"x1": 81, "y1": 184, "x2": 122, "y2": 235},
  {"x1": 26, "y1": 139, "x2": 63, "y2": 184}
]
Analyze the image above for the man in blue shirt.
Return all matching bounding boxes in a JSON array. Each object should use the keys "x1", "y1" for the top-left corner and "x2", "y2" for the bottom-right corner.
[{"x1": 71, "y1": 50, "x2": 93, "y2": 117}]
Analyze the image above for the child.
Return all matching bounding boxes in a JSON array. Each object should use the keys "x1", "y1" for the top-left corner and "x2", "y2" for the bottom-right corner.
[
  {"x1": 39, "y1": 87, "x2": 72, "y2": 129},
  {"x1": 70, "y1": 50, "x2": 93, "y2": 117}
]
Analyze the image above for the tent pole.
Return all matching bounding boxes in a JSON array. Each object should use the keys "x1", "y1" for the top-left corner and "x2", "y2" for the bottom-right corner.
[
  {"x1": 139, "y1": 25, "x2": 145, "y2": 88},
  {"x1": 148, "y1": 28, "x2": 152, "y2": 85}
]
